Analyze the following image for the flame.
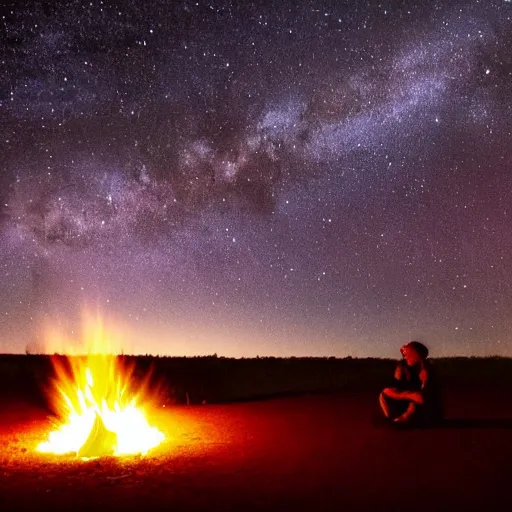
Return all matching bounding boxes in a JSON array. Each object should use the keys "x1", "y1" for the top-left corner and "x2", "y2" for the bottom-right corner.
[{"x1": 37, "y1": 314, "x2": 165, "y2": 458}]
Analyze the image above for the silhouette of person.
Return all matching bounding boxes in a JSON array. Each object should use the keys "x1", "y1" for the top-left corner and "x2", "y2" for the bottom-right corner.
[{"x1": 378, "y1": 341, "x2": 444, "y2": 427}]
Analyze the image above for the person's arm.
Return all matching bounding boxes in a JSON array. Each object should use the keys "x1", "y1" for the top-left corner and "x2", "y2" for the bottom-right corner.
[
  {"x1": 398, "y1": 390, "x2": 424, "y2": 404},
  {"x1": 394, "y1": 362, "x2": 405, "y2": 381},
  {"x1": 395, "y1": 366, "x2": 430, "y2": 404},
  {"x1": 382, "y1": 387, "x2": 424, "y2": 404},
  {"x1": 383, "y1": 366, "x2": 429, "y2": 403}
]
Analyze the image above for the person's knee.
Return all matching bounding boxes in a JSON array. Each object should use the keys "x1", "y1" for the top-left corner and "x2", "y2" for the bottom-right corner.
[
  {"x1": 378, "y1": 392, "x2": 390, "y2": 418},
  {"x1": 379, "y1": 391, "x2": 390, "y2": 409}
]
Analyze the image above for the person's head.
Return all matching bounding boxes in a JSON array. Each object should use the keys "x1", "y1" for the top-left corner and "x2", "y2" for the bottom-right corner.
[{"x1": 400, "y1": 341, "x2": 429, "y2": 366}]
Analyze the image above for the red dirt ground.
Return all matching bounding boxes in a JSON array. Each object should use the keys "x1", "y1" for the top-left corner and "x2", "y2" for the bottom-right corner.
[{"x1": 1, "y1": 389, "x2": 512, "y2": 511}]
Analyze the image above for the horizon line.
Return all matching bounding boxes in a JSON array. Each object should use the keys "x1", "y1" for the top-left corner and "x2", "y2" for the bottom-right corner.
[{"x1": 1, "y1": 352, "x2": 511, "y2": 360}]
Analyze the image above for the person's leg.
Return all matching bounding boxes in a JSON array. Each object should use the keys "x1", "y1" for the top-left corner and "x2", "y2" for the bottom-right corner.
[
  {"x1": 379, "y1": 391, "x2": 391, "y2": 418},
  {"x1": 379, "y1": 391, "x2": 408, "y2": 420},
  {"x1": 393, "y1": 401, "x2": 433, "y2": 429},
  {"x1": 394, "y1": 401, "x2": 417, "y2": 423}
]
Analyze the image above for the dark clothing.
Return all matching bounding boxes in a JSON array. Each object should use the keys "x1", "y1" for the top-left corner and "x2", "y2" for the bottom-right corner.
[
  {"x1": 382, "y1": 396, "x2": 412, "y2": 422},
  {"x1": 393, "y1": 361, "x2": 422, "y2": 391},
  {"x1": 383, "y1": 360, "x2": 444, "y2": 427}
]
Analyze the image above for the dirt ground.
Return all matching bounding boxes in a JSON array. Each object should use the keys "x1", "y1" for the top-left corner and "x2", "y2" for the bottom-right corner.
[{"x1": 1, "y1": 389, "x2": 512, "y2": 511}]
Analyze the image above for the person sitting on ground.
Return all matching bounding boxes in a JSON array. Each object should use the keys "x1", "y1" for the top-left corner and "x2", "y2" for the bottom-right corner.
[{"x1": 378, "y1": 341, "x2": 443, "y2": 427}]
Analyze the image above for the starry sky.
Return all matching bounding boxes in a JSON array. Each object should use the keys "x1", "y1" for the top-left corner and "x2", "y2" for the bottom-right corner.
[{"x1": 1, "y1": 0, "x2": 511, "y2": 358}]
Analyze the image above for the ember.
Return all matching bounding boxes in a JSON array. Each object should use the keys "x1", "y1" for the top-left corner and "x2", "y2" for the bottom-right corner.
[{"x1": 37, "y1": 315, "x2": 164, "y2": 458}]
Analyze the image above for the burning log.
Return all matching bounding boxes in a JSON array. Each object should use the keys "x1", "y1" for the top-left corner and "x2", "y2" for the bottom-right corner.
[
  {"x1": 37, "y1": 315, "x2": 165, "y2": 459},
  {"x1": 77, "y1": 412, "x2": 117, "y2": 459}
]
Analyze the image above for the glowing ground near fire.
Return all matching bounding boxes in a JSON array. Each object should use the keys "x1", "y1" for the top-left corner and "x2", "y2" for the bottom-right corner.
[
  {"x1": 2, "y1": 390, "x2": 512, "y2": 511},
  {"x1": 36, "y1": 316, "x2": 165, "y2": 459}
]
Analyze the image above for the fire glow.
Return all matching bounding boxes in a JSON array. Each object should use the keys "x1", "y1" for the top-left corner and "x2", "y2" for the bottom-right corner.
[{"x1": 37, "y1": 315, "x2": 165, "y2": 459}]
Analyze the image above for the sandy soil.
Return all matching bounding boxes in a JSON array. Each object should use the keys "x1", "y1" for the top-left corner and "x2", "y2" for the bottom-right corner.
[{"x1": 1, "y1": 389, "x2": 512, "y2": 511}]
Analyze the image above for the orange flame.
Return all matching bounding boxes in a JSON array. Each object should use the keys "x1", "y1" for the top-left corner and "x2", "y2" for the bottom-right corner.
[{"x1": 37, "y1": 314, "x2": 164, "y2": 458}]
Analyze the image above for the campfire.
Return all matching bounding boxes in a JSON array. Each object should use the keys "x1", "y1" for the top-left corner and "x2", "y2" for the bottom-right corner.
[{"x1": 37, "y1": 315, "x2": 165, "y2": 459}]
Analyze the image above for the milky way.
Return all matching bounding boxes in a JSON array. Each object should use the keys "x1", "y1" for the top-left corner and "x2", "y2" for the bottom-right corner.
[{"x1": 1, "y1": 0, "x2": 512, "y2": 357}]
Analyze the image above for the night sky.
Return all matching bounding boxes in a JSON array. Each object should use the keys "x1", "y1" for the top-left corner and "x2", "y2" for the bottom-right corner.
[{"x1": 1, "y1": 0, "x2": 511, "y2": 358}]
